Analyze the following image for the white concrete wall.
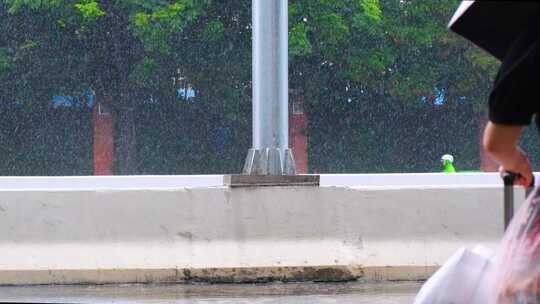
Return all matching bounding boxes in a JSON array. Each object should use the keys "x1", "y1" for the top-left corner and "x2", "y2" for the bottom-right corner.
[
  {"x1": 0, "y1": 175, "x2": 224, "y2": 190},
  {"x1": 0, "y1": 175, "x2": 527, "y2": 285},
  {"x1": 322, "y1": 172, "x2": 540, "y2": 187},
  {"x1": 2, "y1": 172, "x2": 538, "y2": 190}
]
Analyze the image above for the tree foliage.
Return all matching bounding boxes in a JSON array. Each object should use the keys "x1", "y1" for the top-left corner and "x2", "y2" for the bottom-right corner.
[{"x1": 3, "y1": 0, "x2": 539, "y2": 175}]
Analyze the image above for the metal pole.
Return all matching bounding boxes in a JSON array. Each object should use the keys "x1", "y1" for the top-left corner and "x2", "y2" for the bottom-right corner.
[{"x1": 243, "y1": 0, "x2": 296, "y2": 175}]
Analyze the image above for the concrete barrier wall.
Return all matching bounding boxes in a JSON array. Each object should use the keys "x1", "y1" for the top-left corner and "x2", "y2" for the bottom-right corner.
[
  {"x1": 2, "y1": 172, "x2": 538, "y2": 190},
  {"x1": 0, "y1": 175, "x2": 224, "y2": 190},
  {"x1": 0, "y1": 177, "x2": 526, "y2": 285}
]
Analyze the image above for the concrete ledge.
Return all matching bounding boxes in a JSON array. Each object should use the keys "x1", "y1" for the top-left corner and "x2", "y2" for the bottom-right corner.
[
  {"x1": 0, "y1": 269, "x2": 181, "y2": 286},
  {"x1": 0, "y1": 266, "x2": 437, "y2": 285},
  {"x1": 0, "y1": 182, "x2": 525, "y2": 285},
  {"x1": 0, "y1": 175, "x2": 224, "y2": 190},
  {"x1": 362, "y1": 266, "x2": 438, "y2": 282},
  {"x1": 2, "y1": 172, "x2": 538, "y2": 190}
]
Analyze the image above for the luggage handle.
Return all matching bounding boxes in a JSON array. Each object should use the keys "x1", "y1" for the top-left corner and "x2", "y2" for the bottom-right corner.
[{"x1": 502, "y1": 171, "x2": 535, "y2": 231}]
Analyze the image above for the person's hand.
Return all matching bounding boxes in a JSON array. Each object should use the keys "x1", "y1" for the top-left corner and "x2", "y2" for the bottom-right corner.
[{"x1": 499, "y1": 147, "x2": 533, "y2": 187}]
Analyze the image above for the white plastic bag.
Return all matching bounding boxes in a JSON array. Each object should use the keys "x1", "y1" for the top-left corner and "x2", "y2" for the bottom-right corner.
[
  {"x1": 489, "y1": 188, "x2": 540, "y2": 304},
  {"x1": 414, "y1": 245, "x2": 495, "y2": 304}
]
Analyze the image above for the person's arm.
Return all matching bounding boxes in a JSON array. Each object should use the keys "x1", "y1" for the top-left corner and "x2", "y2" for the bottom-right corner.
[{"x1": 483, "y1": 121, "x2": 533, "y2": 186}]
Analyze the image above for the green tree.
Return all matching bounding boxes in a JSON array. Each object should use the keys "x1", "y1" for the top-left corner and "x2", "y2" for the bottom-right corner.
[
  {"x1": 3, "y1": 0, "x2": 524, "y2": 175},
  {"x1": 288, "y1": 0, "x2": 501, "y2": 172},
  {"x1": 0, "y1": 0, "x2": 210, "y2": 174}
]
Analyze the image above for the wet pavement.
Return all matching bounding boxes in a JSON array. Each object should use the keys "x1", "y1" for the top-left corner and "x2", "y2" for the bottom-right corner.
[{"x1": 0, "y1": 282, "x2": 421, "y2": 303}]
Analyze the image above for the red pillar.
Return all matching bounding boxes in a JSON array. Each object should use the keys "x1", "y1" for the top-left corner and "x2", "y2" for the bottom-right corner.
[
  {"x1": 289, "y1": 92, "x2": 309, "y2": 174},
  {"x1": 93, "y1": 102, "x2": 114, "y2": 175}
]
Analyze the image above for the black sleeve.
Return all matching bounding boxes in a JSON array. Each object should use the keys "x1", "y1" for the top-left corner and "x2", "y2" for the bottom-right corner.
[
  {"x1": 488, "y1": 28, "x2": 540, "y2": 126},
  {"x1": 488, "y1": 69, "x2": 536, "y2": 126}
]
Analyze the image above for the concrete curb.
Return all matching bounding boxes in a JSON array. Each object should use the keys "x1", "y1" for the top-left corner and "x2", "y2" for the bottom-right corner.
[{"x1": 0, "y1": 266, "x2": 438, "y2": 285}]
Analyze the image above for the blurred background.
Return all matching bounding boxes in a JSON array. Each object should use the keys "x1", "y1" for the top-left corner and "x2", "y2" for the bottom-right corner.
[{"x1": 1, "y1": 0, "x2": 539, "y2": 176}]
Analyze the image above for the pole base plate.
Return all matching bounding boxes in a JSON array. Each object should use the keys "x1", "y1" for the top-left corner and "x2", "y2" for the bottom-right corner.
[{"x1": 224, "y1": 175, "x2": 320, "y2": 187}]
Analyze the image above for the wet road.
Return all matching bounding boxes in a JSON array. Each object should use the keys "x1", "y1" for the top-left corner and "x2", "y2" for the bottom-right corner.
[{"x1": 0, "y1": 282, "x2": 421, "y2": 303}]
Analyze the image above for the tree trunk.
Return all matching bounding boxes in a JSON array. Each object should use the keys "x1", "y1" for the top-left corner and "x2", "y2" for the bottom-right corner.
[
  {"x1": 95, "y1": 0, "x2": 144, "y2": 175},
  {"x1": 114, "y1": 105, "x2": 137, "y2": 175}
]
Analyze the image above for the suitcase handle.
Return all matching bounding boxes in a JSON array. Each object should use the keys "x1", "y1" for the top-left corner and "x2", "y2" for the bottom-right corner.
[
  {"x1": 502, "y1": 171, "x2": 536, "y2": 230},
  {"x1": 502, "y1": 171, "x2": 517, "y2": 186},
  {"x1": 502, "y1": 171, "x2": 535, "y2": 188}
]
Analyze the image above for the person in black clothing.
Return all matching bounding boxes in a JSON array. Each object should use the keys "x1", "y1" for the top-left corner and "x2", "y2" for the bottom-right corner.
[
  {"x1": 447, "y1": 4, "x2": 540, "y2": 301},
  {"x1": 483, "y1": 23, "x2": 540, "y2": 187}
]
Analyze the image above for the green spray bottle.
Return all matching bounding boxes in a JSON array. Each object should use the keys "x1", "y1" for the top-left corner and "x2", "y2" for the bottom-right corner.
[{"x1": 441, "y1": 154, "x2": 456, "y2": 173}]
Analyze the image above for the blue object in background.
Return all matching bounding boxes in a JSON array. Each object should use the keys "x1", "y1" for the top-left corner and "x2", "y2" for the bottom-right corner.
[
  {"x1": 177, "y1": 87, "x2": 196, "y2": 100},
  {"x1": 52, "y1": 90, "x2": 94, "y2": 109},
  {"x1": 52, "y1": 95, "x2": 75, "y2": 108}
]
